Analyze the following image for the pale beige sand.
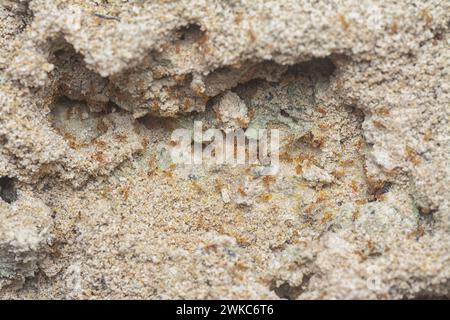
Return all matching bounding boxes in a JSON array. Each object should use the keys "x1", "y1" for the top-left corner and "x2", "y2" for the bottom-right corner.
[{"x1": 0, "y1": 0, "x2": 449, "y2": 299}]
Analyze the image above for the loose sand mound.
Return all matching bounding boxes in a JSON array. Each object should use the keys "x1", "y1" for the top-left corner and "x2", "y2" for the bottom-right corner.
[{"x1": 0, "y1": 0, "x2": 449, "y2": 299}]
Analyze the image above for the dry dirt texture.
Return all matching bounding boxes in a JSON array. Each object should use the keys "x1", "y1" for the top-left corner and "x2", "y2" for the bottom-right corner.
[{"x1": 0, "y1": 0, "x2": 449, "y2": 299}]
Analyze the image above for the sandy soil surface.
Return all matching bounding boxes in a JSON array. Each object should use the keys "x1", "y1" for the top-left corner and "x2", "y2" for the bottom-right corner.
[{"x1": 0, "y1": 0, "x2": 449, "y2": 299}]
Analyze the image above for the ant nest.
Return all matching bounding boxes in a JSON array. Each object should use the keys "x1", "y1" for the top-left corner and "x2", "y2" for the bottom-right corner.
[{"x1": 0, "y1": 0, "x2": 449, "y2": 299}]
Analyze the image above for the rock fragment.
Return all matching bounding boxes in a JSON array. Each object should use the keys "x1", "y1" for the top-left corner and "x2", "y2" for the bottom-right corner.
[
  {"x1": 213, "y1": 92, "x2": 249, "y2": 132},
  {"x1": 0, "y1": 192, "x2": 53, "y2": 289}
]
